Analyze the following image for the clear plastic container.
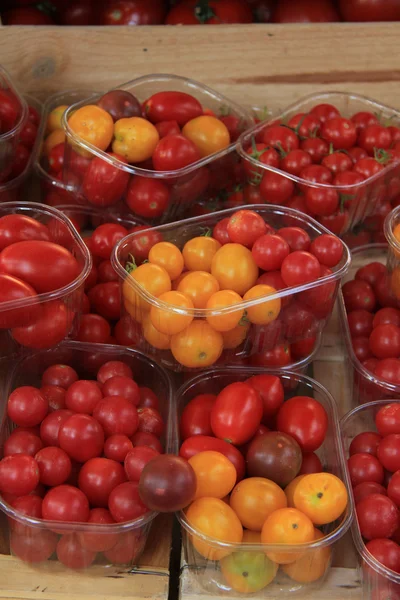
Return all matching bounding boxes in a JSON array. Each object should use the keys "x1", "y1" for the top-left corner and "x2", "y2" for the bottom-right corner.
[
  {"x1": 0, "y1": 201, "x2": 92, "y2": 358},
  {"x1": 0, "y1": 340, "x2": 173, "y2": 572},
  {"x1": 385, "y1": 204, "x2": 400, "y2": 282},
  {"x1": 0, "y1": 66, "x2": 28, "y2": 184},
  {"x1": 112, "y1": 204, "x2": 350, "y2": 372},
  {"x1": 237, "y1": 92, "x2": 400, "y2": 236},
  {"x1": 337, "y1": 244, "x2": 400, "y2": 405},
  {"x1": 341, "y1": 400, "x2": 400, "y2": 599},
  {"x1": 0, "y1": 95, "x2": 43, "y2": 203},
  {"x1": 175, "y1": 367, "x2": 353, "y2": 597},
  {"x1": 35, "y1": 89, "x2": 100, "y2": 207},
  {"x1": 61, "y1": 74, "x2": 254, "y2": 224}
]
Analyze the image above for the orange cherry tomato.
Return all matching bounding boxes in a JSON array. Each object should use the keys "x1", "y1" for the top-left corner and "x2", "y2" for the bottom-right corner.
[
  {"x1": 112, "y1": 117, "x2": 159, "y2": 163},
  {"x1": 243, "y1": 285, "x2": 281, "y2": 326},
  {"x1": 68, "y1": 105, "x2": 114, "y2": 151},
  {"x1": 43, "y1": 130, "x2": 66, "y2": 157},
  {"x1": 182, "y1": 116, "x2": 230, "y2": 157},
  {"x1": 221, "y1": 321, "x2": 250, "y2": 349},
  {"x1": 230, "y1": 477, "x2": 287, "y2": 531},
  {"x1": 242, "y1": 530, "x2": 262, "y2": 543},
  {"x1": 211, "y1": 244, "x2": 259, "y2": 296},
  {"x1": 123, "y1": 263, "x2": 171, "y2": 313},
  {"x1": 177, "y1": 271, "x2": 219, "y2": 309},
  {"x1": 220, "y1": 547, "x2": 278, "y2": 594},
  {"x1": 186, "y1": 497, "x2": 243, "y2": 560},
  {"x1": 293, "y1": 473, "x2": 348, "y2": 526},
  {"x1": 261, "y1": 507, "x2": 315, "y2": 564},
  {"x1": 171, "y1": 320, "x2": 223, "y2": 368},
  {"x1": 206, "y1": 290, "x2": 244, "y2": 332},
  {"x1": 393, "y1": 223, "x2": 400, "y2": 255},
  {"x1": 150, "y1": 290, "x2": 194, "y2": 335},
  {"x1": 284, "y1": 475, "x2": 306, "y2": 508},
  {"x1": 172, "y1": 271, "x2": 192, "y2": 290},
  {"x1": 281, "y1": 529, "x2": 331, "y2": 583},
  {"x1": 189, "y1": 451, "x2": 237, "y2": 500},
  {"x1": 47, "y1": 104, "x2": 69, "y2": 134},
  {"x1": 142, "y1": 312, "x2": 171, "y2": 350},
  {"x1": 182, "y1": 235, "x2": 221, "y2": 272},
  {"x1": 148, "y1": 242, "x2": 184, "y2": 281}
]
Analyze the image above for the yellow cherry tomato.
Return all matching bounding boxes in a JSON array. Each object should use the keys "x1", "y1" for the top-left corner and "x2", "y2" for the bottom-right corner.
[
  {"x1": 148, "y1": 242, "x2": 184, "y2": 281},
  {"x1": 261, "y1": 508, "x2": 315, "y2": 564},
  {"x1": 221, "y1": 321, "x2": 250, "y2": 349},
  {"x1": 172, "y1": 270, "x2": 192, "y2": 290},
  {"x1": 189, "y1": 451, "x2": 237, "y2": 500},
  {"x1": 171, "y1": 320, "x2": 223, "y2": 368},
  {"x1": 123, "y1": 263, "x2": 171, "y2": 313},
  {"x1": 182, "y1": 235, "x2": 221, "y2": 272},
  {"x1": 112, "y1": 117, "x2": 159, "y2": 163},
  {"x1": 186, "y1": 497, "x2": 243, "y2": 560},
  {"x1": 183, "y1": 116, "x2": 230, "y2": 158},
  {"x1": 211, "y1": 244, "x2": 259, "y2": 296},
  {"x1": 177, "y1": 271, "x2": 220, "y2": 309},
  {"x1": 230, "y1": 477, "x2": 287, "y2": 532},
  {"x1": 243, "y1": 285, "x2": 281, "y2": 325},
  {"x1": 43, "y1": 129, "x2": 66, "y2": 157},
  {"x1": 293, "y1": 473, "x2": 348, "y2": 526},
  {"x1": 47, "y1": 104, "x2": 69, "y2": 134},
  {"x1": 206, "y1": 289, "x2": 244, "y2": 332},
  {"x1": 150, "y1": 291, "x2": 194, "y2": 336},
  {"x1": 142, "y1": 312, "x2": 171, "y2": 350},
  {"x1": 68, "y1": 105, "x2": 114, "y2": 151},
  {"x1": 284, "y1": 475, "x2": 307, "y2": 508},
  {"x1": 281, "y1": 529, "x2": 331, "y2": 583}
]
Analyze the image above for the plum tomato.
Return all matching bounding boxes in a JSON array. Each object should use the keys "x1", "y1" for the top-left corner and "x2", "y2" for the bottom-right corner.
[
  {"x1": 245, "y1": 374, "x2": 284, "y2": 421},
  {"x1": 180, "y1": 393, "x2": 216, "y2": 440},
  {"x1": 143, "y1": 91, "x2": 202, "y2": 127},
  {"x1": 210, "y1": 382, "x2": 263, "y2": 445},
  {"x1": 276, "y1": 396, "x2": 328, "y2": 452}
]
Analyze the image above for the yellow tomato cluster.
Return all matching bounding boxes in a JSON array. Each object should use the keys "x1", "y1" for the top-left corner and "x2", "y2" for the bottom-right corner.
[
  {"x1": 122, "y1": 236, "x2": 282, "y2": 368},
  {"x1": 67, "y1": 105, "x2": 230, "y2": 165},
  {"x1": 184, "y1": 451, "x2": 348, "y2": 593},
  {"x1": 43, "y1": 104, "x2": 68, "y2": 156}
]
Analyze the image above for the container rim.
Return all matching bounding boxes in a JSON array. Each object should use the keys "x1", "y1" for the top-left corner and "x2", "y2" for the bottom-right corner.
[
  {"x1": 236, "y1": 90, "x2": 400, "y2": 190},
  {"x1": 338, "y1": 243, "x2": 400, "y2": 396},
  {"x1": 35, "y1": 88, "x2": 101, "y2": 193},
  {"x1": 176, "y1": 367, "x2": 354, "y2": 553},
  {"x1": 384, "y1": 204, "x2": 400, "y2": 252},
  {"x1": 0, "y1": 95, "x2": 43, "y2": 193},
  {"x1": 341, "y1": 399, "x2": 400, "y2": 584},
  {"x1": 0, "y1": 65, "x2": 29, "y2": 144},
  {"x1": 0, "y1": 340, "x2": 174, "y2": 533},
  {"x1": 111, "y1": 204, "x2": 351, "y2": 318},
  {"x1": 61, "y1": 73, "x2": 254, "y2": 182},
  {"x1": 0, "y1": 201, "x2": 92, "y2": 313}
]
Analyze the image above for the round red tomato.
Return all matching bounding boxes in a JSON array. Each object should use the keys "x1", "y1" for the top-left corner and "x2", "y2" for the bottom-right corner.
[
  {"x1": 347, "y1": 452, "x2": 384, "y2": 487},
  {"x1": 349, "y1": 431, "x2": 382, "y2": 457},
  {"x1": 93, "y1": 396, "x2": 138, "y2": 438},
  {"x1": 276, "y1": 396, "x2": 328, "y2": 452},
  {"x1": 56, "y1": 534, "x2": 95, "y2": 569},
  {"x1": 91, "y1": 223, "x2": 128, "y2": 260},
  {"x1": 42, "y1": 364, "x2": 78, "y2": 389},
  {"x1": 321, "y1": 117, "x2": 357, "y2": 150},
  {"x1": 78, "y1": 457, "x2": 126, "y2": 507},
  {"x1": 342, "y1": 280, "x2": 376, "y2": 312},
  {"x1": 299, "y1": 452, "x2": 323, "y2": 475},
  {"x1": 281, "y1": 251, "x2": 321, "y2": 287},
  {"x1": 152, "y1": 134, "x2": 200, "y2": 171},
  {"x1": 356, "y1": 494, "x2": 399, "y2": 540},
  {"x1": 4, "y1": 430, "x2": 42, "y2": 457},
  {"x1": 42, "y1": 484, "x2": 90, "y2": 523},
  {"x1": 0, "y1": 454, "x2": 39, "y2": 497},
  {"x1": 82, "y1": 154, "x2": 130, "y2": 207},
  {"x1": 210, "y1": 382, "x2": 263, "y2": 445},
  {"x1": 7, "y1": 386, "x2": 48, "y2": 427},
  {"x1": 226, "y1": 210, "x2": 267, "y2": 248},
  {"x1": 124, "y1": 446, "x2": 160, "y2": 482},
  {"x1": 76, "y1": 313, "x2": 111, "y2": 344},
  {"x1": 376, "y1": 404, "x2": 400, "y2": 436},
  {"x1": 353, "y1": 481, "x2": 387, "y2": 504},
  {"x1": 101, "y1": 0, "x2": 166, "y2": 24},
  {"x1": 10, "y1": 529, "x2": 57, "y2": 564},
  {"x1": 377, "y1": 435, "x2": 400, "y2": 473},
  {"x1": 40, "y1": 409, "x2": 74, "y2": 447},
  {"x1": 125, "y1": 177, "x2": 170, "y2": 219},
  {"x1": 339, "y1": 0, "x2": 400, "y2": 21},
  {"x1": 180, "y1": 394, "x2": 216, "y2": 440},
  {"x1": 366, "y1": 538, "x2": 400, "y2": 573},
  {"x1": 108, "y1": 481, "x2": 148, "y2": 522},
  {"x1": 273, "y1": 0, "x2": 339, "y2": 22},
  {"x1": 59, "y1": 414, "x2": 105, "y2": 463}
]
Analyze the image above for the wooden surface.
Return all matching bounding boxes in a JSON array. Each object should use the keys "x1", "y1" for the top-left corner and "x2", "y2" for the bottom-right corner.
[
  {"x1": 0, "y1": 24, "x2": 400, "y2": 110},
  {"x1": 180, "y1": 305, "x2": 363, "y2": 599}
]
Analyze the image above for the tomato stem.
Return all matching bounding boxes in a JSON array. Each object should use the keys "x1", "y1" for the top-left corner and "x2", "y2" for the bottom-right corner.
[{"x1": 125, "y1": 254, "x2": 138, "y2": 274}]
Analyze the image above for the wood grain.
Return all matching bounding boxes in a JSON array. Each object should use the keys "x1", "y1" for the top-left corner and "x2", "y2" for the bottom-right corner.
[{"x1": 1, "y1": 24, "x2": 400, "y2": 110}]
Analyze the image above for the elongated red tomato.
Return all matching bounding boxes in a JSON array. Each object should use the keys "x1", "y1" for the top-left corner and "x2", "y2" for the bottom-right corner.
[
  {"x1": 179, "y1": 435, "x2": 245, "y2": 482},
  {"x1": 0, "y1": 241, "x2": 81, "y2": 293},
  {"x1": 143, "y1": 92, "x2": 203, "y2": 127},
  {"x1": 210, "y1": 382, "x2": 263, "y2": 445},
  {"x1": 0, "y1": 215, "x2": 50, "y2": 251},
  {"x1": 12, "y1": 300, "x2": 73, "y2": 349},
  {"x1": 0, "y1": 274, "x2": 40, "y2": 328}
]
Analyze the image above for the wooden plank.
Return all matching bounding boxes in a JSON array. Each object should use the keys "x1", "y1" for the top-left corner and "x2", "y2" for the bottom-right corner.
[
  {"x1": 180, "y1": 567, "x2": 361, "y2": 600},
  {"x1": 0, "y1": 24, "x2": 400, "y2": 109}
]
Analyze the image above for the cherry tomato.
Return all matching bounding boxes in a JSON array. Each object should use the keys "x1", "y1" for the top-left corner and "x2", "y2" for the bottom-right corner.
[
  {"x1": 108, "y1": 481, "x2": 148, "y2": 522},
  {"x1": 369, "y1": 324, "x2": 400, "y2": 359},
  {"x1": 124, "y1": 446, "x2": 160, "y2": 482},
  {"x1": 301, "y1": 137, "x2": 329, "y2": 163},
  {"x1": 376, "y1": 404, "x2": 400, "y2": 436},
  {"x1": 348, "y1": 453, "x2": 384, "y2": 487},
  {"x1": 35, "y1": 447, "x2": 72, "y2": 487},
  {"x1": 259, "y1": 171, "x2": 295, "y2": 205},
  {"x1": 42, "y1": 364, "x2": 78, "y2": 389},
  {"x1": 180, "y1": 394, "x2": 216, "y2": 440},
  {"x1": 281, "y1": 251, "x2": 321, "y2": 287},
  {"x1": 76, "y1": 313, "x2": 111, "y2": 344},
  {"x1": 97, "y1": 90, "x2": 141, "y2": 121},
  {"x1": 82, "y1": 154, "x2": 130, "y2": 207},
  {"x1": 299, "y1": 452, "x2": 323, "y2": 475},
  {"x1": 93, "y1": 396, "x2": 138, "y2": 438},
  {"x1": 273, "y1": 0, "x2": 339, "y2": 22},
  {"x1": 40, "y1": 409, "x2": 74, "y2": 447},
  {"x1": 4, "y1": 430, "x2": 42, "y2": 458},
  {"x1": 80, "y1": 508, "x2": 118, "y2": 553},
  {"x1": 350, "y1": 432, "x2": 382, "y2": 456},
  {"x1": 125, "y1": 177, "x2": 170, "y2": 219},
  {"x1": 277, "y1": 396, "x2": 328, "y2": 452},
  {"x1": 180, "y1": 435, "x2": 245, "y2": 482},
  {"x1": 59, "y1": 414, "x2": 104, "y2": 463},
  {"x1": 182, "y1": 116, "x2": 230, "y2": 158},
  {"x1": 359, "y1": 125, "x2": 392, "y2": 156},
  {"x1": 353, "y1": 481, "x2": 387, "y2": 504},
  {"x1": 131, "y1": 431, "x2": 163, "y2": 453},
  {"x1": 347, "y1": 310, "x2": 374, "y2": 337},
  {"x1": 7, "y1": 386, "x2": 48, "y2": 427},
  {"x1": 57, "y1": 533, "x2": 96, "y2": 569},
  {"x1": 88, "y1": 281, "x2": 121, "y2": 321},
  {"x1": 377, "y1": 435, "x2": 400, "y2": 473},
  {"x1": 78, "y1": 457, "x2": 126, "y2": 508},
  {"x1": 246, "y1": 374, "x2": 284, "y2": 421},
  {"x1": 65, "y1": 380, "x2": 102, "y2": 415},
  {"x1": 356, "y1": 494, "x2": 399, "y2": 540},
  {"x1": 226, "y1": 210, "x2": 267, "y2": 248},
  {"x1": 10, "y1": 529, "x2": 57, "y2": 564},
  {"x1": 0, "y1": 454, "x2": 39, "y2": 496},
  {"x1": 252, "y1": 234, "x2": 290, "y2": 271},
  {"x1": 165, "y1": 0, "x2": 252, "y2": 24},
  {"x1": 68, "y1": 105, "x2": 114, "y2": 152},
  {"x1": 342, "y1": 279, "x2": 376, "y2": 312},
  {"x1": 339, "y1": 0, "x2": 400, "y2": 22}
]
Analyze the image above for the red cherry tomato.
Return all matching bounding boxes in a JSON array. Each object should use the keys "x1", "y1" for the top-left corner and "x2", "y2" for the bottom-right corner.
[{"x1": 276, "y1": 396, "x2": 328, "y2": 452}]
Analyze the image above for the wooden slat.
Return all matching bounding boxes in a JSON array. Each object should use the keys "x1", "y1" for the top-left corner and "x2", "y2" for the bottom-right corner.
[{"x1": 0, "y1": 24, "x2": 400, "y2": 109}]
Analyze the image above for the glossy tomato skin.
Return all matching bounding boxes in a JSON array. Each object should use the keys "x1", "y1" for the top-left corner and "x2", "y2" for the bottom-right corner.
[
  {"x1": 180, "y1": 394, "x2": 216, "y2": 440},
  {"x1": 0, "y1": 454, "x2": 40, "y2": 497},
  {"x1": 125, "y1": 177, "x2": 170, "y2": 219},
  {"x1": 0, "y1": 274, "x2": 40, "y2": 329},
  {"x1": 12, "y1": 300, "x2": 72, "y2": 350},
  {"x1": 356, "y1": 494, "x2": 399, "y2": 540},
  {"x1": 166, "y1": 0, "x2": 252, "y2": 24},
  {"x1": 152, "y1": 134, "x2": 200, "y2": 171},
  {"x1": 82, "y1": 154, "x2": 130, "y2": 207},
  {"x1": 276, "y1": 396, "x2": 328, "y2": 452},
  {"x1": 143, "y1": 92, "x2": 203, "y2": 127},
  {"x1": 210, "y1": 382, "x2": 263, "y2": 445},
  {"x1": 101, "y1": 0, "x2": 166, "y2": 25},
  {"x1": 376, "y1": 404, "x2": 400, "y2": 436},
  {"x1": 339, "y1": 0, "x2": 400, "y2": 21},
  {"x1": 273, "y1": 0, "x2": 339, "y2": 22},
  {"x1": 179, "y1": 435, "x2": 245, "y2": 482},
  {"x1": 245, "y1": 374, "x2": 284, "y2": 422},
  {"x1": 0, "y1": 215, "x2": 50, "y2": 251},
  {"x1": 2, "y1": 7, "x2": 55, "y2": 25},
  {"x1": 78, "y1": 457, "x2": 127, "y2": 508}
]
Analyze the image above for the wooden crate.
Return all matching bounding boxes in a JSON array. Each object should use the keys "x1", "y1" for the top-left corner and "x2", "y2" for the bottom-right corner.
[{"x1": 0, "y1": 513, "x2": 172, "y2": 600}]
